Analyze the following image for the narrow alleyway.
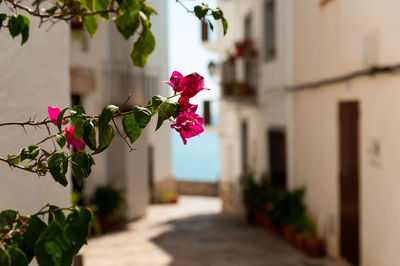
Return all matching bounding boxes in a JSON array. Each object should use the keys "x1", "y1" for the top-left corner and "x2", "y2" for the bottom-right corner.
[{"x1": 82, "y1": 196, "x2": 339, "y2": 266}]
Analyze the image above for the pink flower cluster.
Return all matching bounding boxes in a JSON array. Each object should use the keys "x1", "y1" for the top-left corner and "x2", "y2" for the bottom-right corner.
[
  {"x1": 48, "y1": 106, "x2": 85, "y2": 150},
  {"x1": 164, "y1": 71, "x2": 209, "y2": 145}
]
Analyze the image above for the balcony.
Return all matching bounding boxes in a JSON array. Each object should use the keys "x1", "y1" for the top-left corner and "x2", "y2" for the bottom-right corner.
[
  {"x1": 102, "y1": 62, "x2": 159, "y2": 109},
  {"x1": 221, "y1": 39, "x2": 258, "y2": 103}
]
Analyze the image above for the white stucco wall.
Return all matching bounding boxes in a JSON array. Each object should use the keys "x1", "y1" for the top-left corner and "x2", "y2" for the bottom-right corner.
[
  {"x1": 294, "y1": 74, "x2": 400, "y2": 266},
  {"x1": 293, "y1": 1, "x2": 400, "y2": 264},
  {"x1": 0, "y1": 17, "x2": 70, "y2": 214}
]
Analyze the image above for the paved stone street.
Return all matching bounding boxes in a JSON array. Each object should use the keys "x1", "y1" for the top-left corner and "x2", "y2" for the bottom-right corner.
[{"x1": 82, "y1": 196, "x2": 339, "y2": 266}]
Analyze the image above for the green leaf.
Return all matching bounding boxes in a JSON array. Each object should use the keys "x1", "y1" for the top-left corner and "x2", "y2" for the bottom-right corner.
[
  {"x1": 65, "y1": 206, "x2": 92, "y2": 245},
  {"x1": 156, "y1": 102, "x2": 179, "y2": 131},
  {"x1": 70, "y1": 105, "x2": 86, "y2": 126},
  {"x1": 122, "y1": 107, "x2": 151, "y2": 144},
  {"x1": 57, "y1": 107, "x2": 70, "y2": 132},
  {"x1": 98, "y1": 105, "x2": 119, "y2": 129},
  {"x1": 71, "y1": 152, "x2": 95, "y2": 185},
  {"x1": 48, "y1": 153, "x2": 68, "y2": 186},
  {"x1": 0, "y1": 210, "x2": 17, "y2": 226},
  {"x1": 0, "y1": 248, "x2": 10, "y2": 266},
  {"x1": 194, "y1": 5, "x2": 209, "y2": 19},
  {"x1": 8, "y1": 15, "x2": 23, "y2": 38},
  {"x1": 7, "y1": 246, "x2": 28, "y2": 266},
  {"x1": 8, "y1": 15, "x2": 30, "y2": 45},
  {"x1": 45, "y1": 6, "x2": 57, "y2": 15},
  {"x1": 151, "y1": 95, "x2": 167, "y2": 108},
  {"x1": 209, "y1": 21, "x2": 214, "y2": 31},
  {"x1": 211, "y1": 8, "x2": 223, "y2": 20},
  {"x1": 7, "y1": 154, "x2": 20, "y2": 165},
  {"x1": 84, "y1": 14, "x2": 98, "y2": 37},
  {"x1": 20, "y1": 145, "x2": 40, "y2": 162},
  {"x1": 94, "y1": 0, "x2": 110, "y2": 20},
  {"x1": 48, "y1": 206, "x2": 65, "y2": 225},
  {"x1": 70, "y1": 106, "x2": 85, "y2": 140},
  {"x1": 74, "y1": 122, "x2": 84, "y2": 140},
  {"x1": 222, "y1": 17, "x2": 228, "y2": 35},
  {"x1": 130, "y1": 18, "x2": 155, "y2": 67},
  {"x1": 22, "y1": 215, "x2": 46, "y2": 261},
  {"x1": 133, "y1": 107, "x2": 152, "y2": 127},
  {"x1": 83, "y1": 120, "x2": 97, "y2": 151},
  {"x1": 94, "y1": 124, "x2": 114, "y2": 154},
  {"x1": 0, "y1": 14, "x2": 7, "y2": 30},
  {"x1": 55, "y1": 135, "x2": 66, "y2": 149},
  {"x1": 141, "y1": 3, "x2": 157, "y2": 17},
  {"x1": 34, "y1": 221, "x2": 74, "y2": 266},
  {"x1": 114, "y1": 13, "x2": 140, "y2": 40}
]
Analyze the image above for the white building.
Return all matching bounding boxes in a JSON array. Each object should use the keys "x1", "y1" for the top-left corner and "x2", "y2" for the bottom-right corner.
[
  {"x1": 70, "y1": 0, "x2": 175, "y2": 217},
  {"x1": 217, "y1": 0, "x2": 294, "y2": 215},
  {"x1": 218, "y1": 0, "x2": 400, "y2": 265},
  {"x1": 0, "y1": 0, "x2": 174, "y2": 221},
  {"x1": 0, "y1": 18, "x2": 71, "y2": 214}
]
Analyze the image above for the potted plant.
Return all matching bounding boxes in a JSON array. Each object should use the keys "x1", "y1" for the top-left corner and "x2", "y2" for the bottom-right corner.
[
  {"x1": 302, "y1": 217, "x2": 325, "y2": 257},
  {"x1": 89, "y1": 185, "x2": 125, "y2": 232}
]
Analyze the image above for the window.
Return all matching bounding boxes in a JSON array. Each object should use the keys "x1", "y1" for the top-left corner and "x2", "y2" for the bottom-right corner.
[{"x1": 264, "y1": 0, "x2": 276, "y2": 61}]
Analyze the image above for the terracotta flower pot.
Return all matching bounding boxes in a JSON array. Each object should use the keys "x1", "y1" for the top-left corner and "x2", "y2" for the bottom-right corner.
[
  {"x1": 261, "y1": 214, "x2": 277, "y2": 233},
  {"x1": 304, "y1": 237, "x2": 325, "y2": 257},
  {"x1": 282, "y1": 225, "x2": 295, "y2": 243},
  {"x1": 254, "y1": 211, "x2": 265, "y2": 226},
  {"x1": 293, "y1": 232, "x2": 305, "y2": 251}
]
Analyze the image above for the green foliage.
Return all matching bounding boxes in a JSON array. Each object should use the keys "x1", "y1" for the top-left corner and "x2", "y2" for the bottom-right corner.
[
  {"x1": 84, "y1": 14, "x2": 98, "y2": 37},
  {"x1": 0, "y1": 205, "x2": 93, "y2": 266},
  {"x1": 48, "y1": 152, "x2": 69, "y2": 186},
  {"x1": 89, "y1": 185, "x2": 123, "y2": 215},
  {"x1": 56, "y1": 134, "x2": 67, "y2": 149},
  {"x1": 71, "y1": 152, "x2": 95, "y2": 185},
  {"x1": 83, "y1": 120, "x2": 97, "y2": 150},
  {"x1": 155, "y1": 102, "x2": 179, "y2": 131},
  {"x1": 20, "y1": 145, "x2": 40, "y2": 162},
  {"x1": 122, "y1": 106, "x2": 152, "y2": 144},
  {"x1": 240, "y1": 172, "x2": 306, "y2": 226},
  {"x1": 194, "y1": 4, "x2": 228, "y2": 36},
  {"x1": 57, "y1": 107, "x2": 70, "y2": 132},
  {"x1": 130, "y1": 15, "x2": 155, "y2": 67},
  {"x1": 0, "y1": 13, "x2": 7, "y2": 29},
  {"x1": 64, "y1": 206, "x2": 93, "y2": 246},
  {"x1": 8, "y1": 15, "x2": 30, "y2": 45},
  {"x1": 292, "y1": 213, "x2": 316, "y2": 238},
  {"x1": 94, "y1": 0, "x2": 110, "y2": 20}
]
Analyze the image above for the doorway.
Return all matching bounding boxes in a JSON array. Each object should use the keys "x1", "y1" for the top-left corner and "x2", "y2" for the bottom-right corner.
[
  {"x1": 339, "y1": 101, "x2": 360, "y2": 266},
  {"x1": 268, "y1": 128, "x2": 287, "y2": 189}
]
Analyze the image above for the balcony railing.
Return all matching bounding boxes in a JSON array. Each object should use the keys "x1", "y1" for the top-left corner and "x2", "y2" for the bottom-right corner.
[
  {"x1": 221, "y1": 53, "x2": 258, "y2": 102},
  {"x1": 102, "y1": 61, "x2": 159, "y2": 109}
]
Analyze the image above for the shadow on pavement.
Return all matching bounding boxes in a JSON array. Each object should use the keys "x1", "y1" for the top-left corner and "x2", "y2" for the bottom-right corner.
[{"x1": 151, "y1": 213, "x2": 335, "y2": 266}]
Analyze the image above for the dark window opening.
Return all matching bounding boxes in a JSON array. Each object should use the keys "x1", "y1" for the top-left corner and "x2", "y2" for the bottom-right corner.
[
  {"x1": 264, "y1": 0, "x2": 276, "y2": 61},
  {"x1": 268, "y1": 129, "x2": 287, "y2": 189}
]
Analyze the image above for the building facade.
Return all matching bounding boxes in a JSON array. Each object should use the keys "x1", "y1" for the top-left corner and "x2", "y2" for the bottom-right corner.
[{"x1": 218, "y1": 0, "x2": 400, "y2": 265}]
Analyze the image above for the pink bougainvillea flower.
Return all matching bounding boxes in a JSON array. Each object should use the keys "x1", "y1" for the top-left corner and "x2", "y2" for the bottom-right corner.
[
  {"x1": 180, "y1": 102, "x2": 198, "y2": 114},
  {"x1": 48, "y1": 106, "x2": 66, "y2": 126},
  {"x1": 163, "y1": 71, "x2": 184, "y2": 93},
  {"x1": 171, "y1": 113, "x2": 204, "y2": 145},
  {"x1": 65, "y1": 126, "x2": 85, "y2": 150},
  {"x1": 179, "y1": 72, "x2": 210, "y2": 99}
]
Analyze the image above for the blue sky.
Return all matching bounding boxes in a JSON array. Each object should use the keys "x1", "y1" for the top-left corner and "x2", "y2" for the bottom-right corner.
[{"x1": 168, "y1": 0, "x2": 220, "y2": 182}]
